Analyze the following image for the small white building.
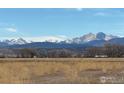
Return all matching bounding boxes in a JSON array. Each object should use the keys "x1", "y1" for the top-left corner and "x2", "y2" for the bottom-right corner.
[{"x1": 95, "y1": 55, "x2": 108, "y2": 58}]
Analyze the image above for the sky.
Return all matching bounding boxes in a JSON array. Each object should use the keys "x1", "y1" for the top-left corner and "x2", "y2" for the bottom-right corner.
[{"x1": 0, "y1": 8, "x2": 124, "y2": 41}]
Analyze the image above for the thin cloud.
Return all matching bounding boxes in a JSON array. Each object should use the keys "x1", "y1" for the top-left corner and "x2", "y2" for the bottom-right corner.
[
  {"x1": 65, "y1": 8, "x2": 83, "y2": 12},
  {"x1": 0, "y1": 22, "x2": 17, "y2": 32},
  {"x1": 94, "y1": 12, "x2": 109, "y2": 16},
  {"x1": 5, "y1": 27, "x2": 17, "y2": 32},
  {"x1": 0, "y1": 23, "x2": 15, "y2": 27},
  {"x1": 76, "y1": 8, "x2": 83, "y2": 11}
]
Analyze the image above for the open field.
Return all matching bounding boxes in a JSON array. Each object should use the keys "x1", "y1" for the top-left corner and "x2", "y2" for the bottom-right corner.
[{"x1": 0, "y1": 58, "x2": 124, "y2": 83}]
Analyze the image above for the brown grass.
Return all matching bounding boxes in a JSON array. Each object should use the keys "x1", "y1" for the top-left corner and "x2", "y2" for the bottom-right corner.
[{"x1": 0, "y1": 58, "x2": 124, "y2": 84}]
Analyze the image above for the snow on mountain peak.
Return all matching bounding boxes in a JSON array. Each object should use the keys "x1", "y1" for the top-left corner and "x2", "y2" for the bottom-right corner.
[
  {"x1": 3, "y1": 38, "x2": 27, "y2": 45},
  {"x1": 66, "y1": 32, "x2": 119, "y2": 44},
  {"x1": 0, "y1": 32, "x2": 120, "y2": 45}
]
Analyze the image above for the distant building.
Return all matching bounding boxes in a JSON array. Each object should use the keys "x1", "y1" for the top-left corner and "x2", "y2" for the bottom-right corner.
[{"x1": 95, "y1": 55, "x2": 108, "y2": 58}]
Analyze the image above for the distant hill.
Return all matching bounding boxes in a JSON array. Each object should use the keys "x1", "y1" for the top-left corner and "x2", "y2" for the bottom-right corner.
[{"x1": 4, "y1": 42, "x2": 90, "y2": 49}]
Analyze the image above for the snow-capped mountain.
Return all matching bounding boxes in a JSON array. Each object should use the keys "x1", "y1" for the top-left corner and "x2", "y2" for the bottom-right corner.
[
  {"x1": 0, "y1": 32, "x2": 121, "y2": 48},
  {"x1": 71, "y1": 33, "x2": 96, "y2": 44},
  {"x1": 96, "y1": 32, "x2": 118, "y2": 40},
  {"x1": 105, "y1": 34, "x2": 118, "y2": 41},
  {"x1": 2, "y1": 38, "x2": 27, "y2": 45},
  {"x1": 66, "y1": 32, "x2": 118, "y2": 44}
]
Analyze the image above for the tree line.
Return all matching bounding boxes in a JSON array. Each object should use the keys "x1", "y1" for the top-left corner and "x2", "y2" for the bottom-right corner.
[
  {"x1": 0, "y1": 44, "x2": 124, "y2": 58},
  {"x1": 85, "y1": 44, "x2": 124, "y2": 57}
]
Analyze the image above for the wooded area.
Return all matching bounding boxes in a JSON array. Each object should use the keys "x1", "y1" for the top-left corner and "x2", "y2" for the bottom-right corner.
[{"x1": 0, "y1": 44, "x2": 124, "y2": 58}]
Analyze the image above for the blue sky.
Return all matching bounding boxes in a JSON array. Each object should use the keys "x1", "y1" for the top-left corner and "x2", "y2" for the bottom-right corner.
[{"x1": 0, "y1": 8, "x2": 124, "y2": 41}]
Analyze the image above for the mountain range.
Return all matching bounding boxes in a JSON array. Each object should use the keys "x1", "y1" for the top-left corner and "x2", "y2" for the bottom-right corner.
[
  {"x1": 0, "y1": 32, "x2": 124, "y2": 48},
  {"x1": 66, "y1": 32, "x2": 118, "y2": 44}
]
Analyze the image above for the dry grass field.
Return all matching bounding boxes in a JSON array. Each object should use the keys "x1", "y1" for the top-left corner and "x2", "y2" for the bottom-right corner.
[{"x1": 0, "y1": 58, "x2": 124, "y2": 84}]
